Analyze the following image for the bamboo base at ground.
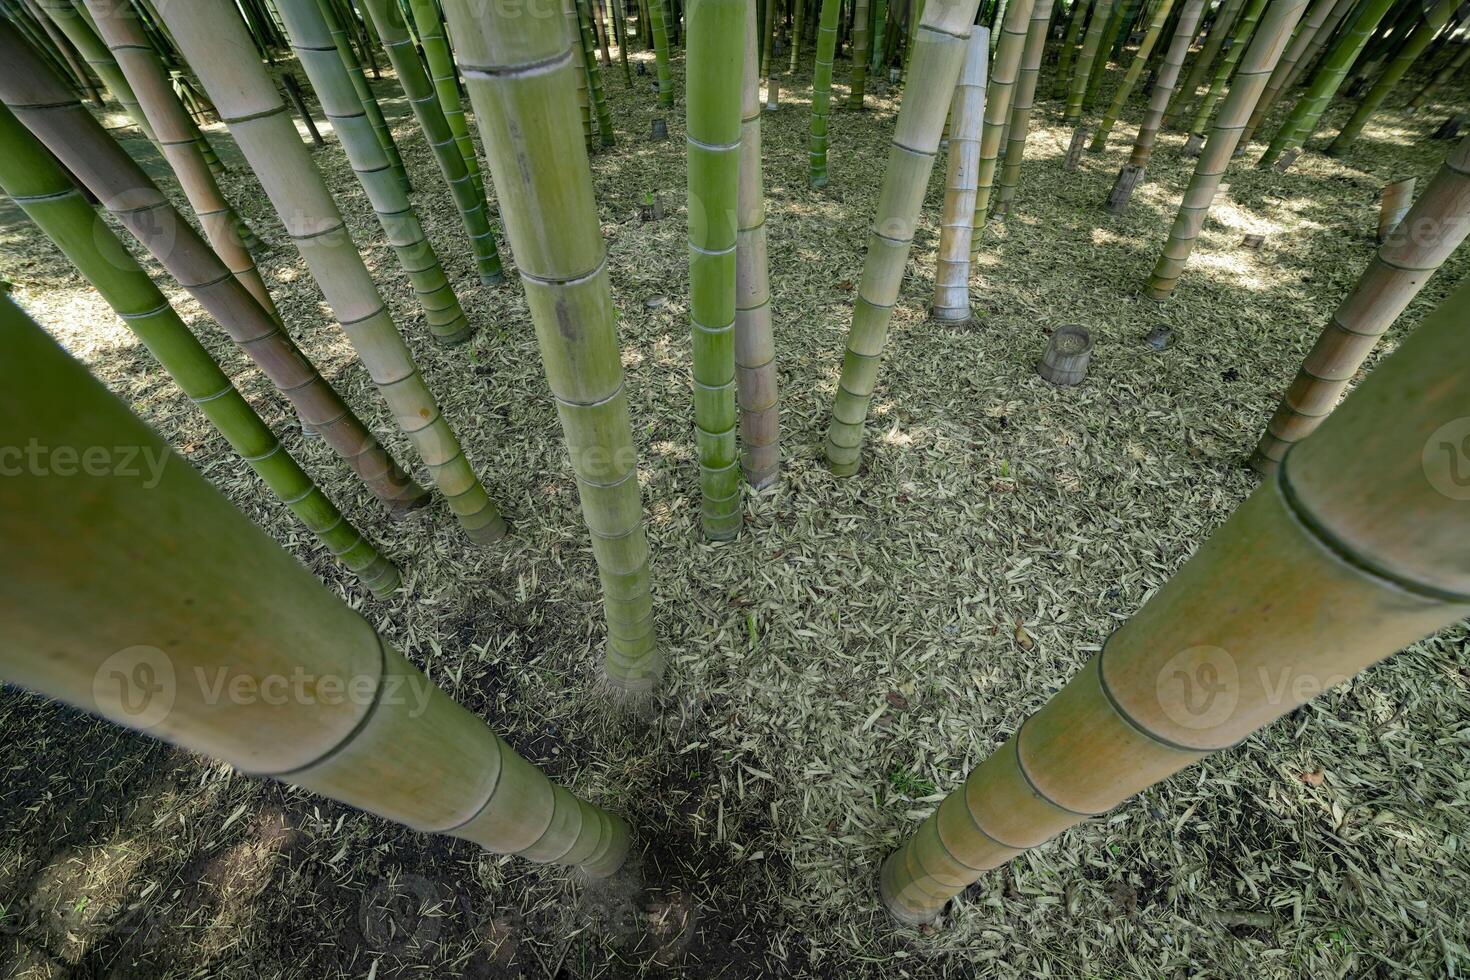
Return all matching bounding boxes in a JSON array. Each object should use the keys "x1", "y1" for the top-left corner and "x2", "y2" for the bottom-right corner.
[{"x1": 931, "y1": 30, "x2": 988, "y2": 320}]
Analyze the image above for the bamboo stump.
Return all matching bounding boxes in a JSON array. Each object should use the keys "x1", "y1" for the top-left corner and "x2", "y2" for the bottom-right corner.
[
  {"x1": 1181, "y1": 132, "x2": 1203, "y2": 156},
  {"x1": 1272, "y1": 146, "x2": 1302, "y2": 171},
  {"x1": 1037, "y1": 325, "x2": 1092, "y2": 385},
  {"x1": 1377, "y1": 177, "x2": 1415, "y2": 242},
  {"x1": 1063, "y1": 127, "x2": 1088, "y2": 171},
  {"x1": 765, "y1": 75, "x2": 779, "y2": 111},
  {"x1": 651, "y1": 116, "x2": 668, "y2": 139},
  {"x1": 1107, "y1": 164, "x2": 1145, "y2": 214}
]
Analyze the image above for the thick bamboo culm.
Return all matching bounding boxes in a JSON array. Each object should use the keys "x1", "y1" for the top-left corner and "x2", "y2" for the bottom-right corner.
[
  {"x1": 737, "y1": 0, "x2": 782, "y2": 489},
  {"x1": 359, "y1": 0, "x2": 505, "y2": 286},
  {"x1": 808, "y1": 0, "x2": 841, "y2": 186},
  {"x1": 1183, "y1": 0, "x2": 1267, "y2": 144},
  {"x1": 1052, "y1": 0, "x2": 1094, "y2": 97},
  {"x1": 649, "y1": 0, "x2": 674, "y2": 107},
  {"x1": 1409, "y1": 35, "x2": 1470, "y2": 108},
  {"x1": 0, "y1": 24, "x2": 429, "y2": 516},
  {"x1": 991, "y1": 0, "x2": 1050, "y2": 218},
  {"x1": 1063, "y1": 0, "x2": 1111, "y2": 121},
  {"x1": 1251, "y1": 135, "x2": 1470, "y2": 472},
  {"x1": 825, "y1": 0, "x2": 978, "y2": 476},
  {"x1": 407, "y1": 0, "x2": 481, "y2": 189},
  {"x1": 969, "y1": 0, "x2": 1032, "y2": 238},
  {"x1": 851, "y1": 0, "x2": 871, "y2": 105},
  {"x1": 1145, "y1": 0, "x2": 1306, "y2": 301},
  {"x1": 1328, "y1": 0, "x2": 1460, "y2": 155},
  {"x1": 0, "y1": 104, "x2": 401, "y2": 598},
  {"x1": 154, "y1": 0, "x2": 508, "y2": 544},
  {"x1": 316, "y1": 0, "x2": 409, "y2": 192},
  {"x1": 1089, "y1": 0, "x2": 1174, "y2": 150},
  {"x1": 274, "y1": 0, "x2": 471, "y2": 345},
  {"x1": 1106, "y1": 0, "x2": 1205, "y2": 212},
  {"x1": 83, "y1": 0, "x2": 274, "y2": 316},
  {"x1": 441, "y1": 0, "x2": 662, "y2": 689},
  {"x1": 880, "y1": 275, "x2": 1470, "y2": 925},
  {"x1": 1256, "y1": 0, "x2": 1397, "y2": 168},
  {"x1": 1163, "y1": 0, "x2": 1244, "y2": 127},
  {"x1": 35, "y1": 0, "x2": 156, "y2": 142},
  {"x1": 1237, "y1": 0, "x2": 1339, "y2": 146},
  {"x1": 930, "y1": 29, "x2": 988, "y2": 320},
  {"x1": 0, "y1": 300, "x2": 631, "y2": 877},
  {"x1": 575, "y1": 0, "x2": 616, "y2": 146},
  {"x1": 1277, "y1": 0, "x2": 1356, "y2": 92}
]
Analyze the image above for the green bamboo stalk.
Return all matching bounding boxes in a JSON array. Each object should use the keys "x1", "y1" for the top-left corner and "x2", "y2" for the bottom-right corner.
[
  {"x1": 825, "y1": 0, "x2": 978, "y2": 476},
  {"x1": 1277, "y1": 0, "x2": 1356, "y2": 92},
  {"x1": 992, "y1": 0, "x2": 1053, "y2": 216},
  {"x1": 1064, "y1": 0, "x2": 1111, "y2": 120},
  {"x1": 407, "y1": 0, "x2": 482, "y2": 193},
  {"x1": 879, "y1": 276, "x2": 1470, "y2": 924},
  {"x1": 442, "y1": 0, "x2": 662, "y2": 689},
  {"x1": 1256, "y1": 0, "x2": 1397, "y2": 167},
  {"x1": 1237, "y1": 0, "x2": 1338, "y2": 145},
  {"x1": 1082, "y1": 0, "x2": 1126, "y2": 105},
  {"x1": 575, "y1": 0, "x2": 616, "y2": 146},
  {"x1": 1164, "y1": 0, "x2": 1244, "y2": 126},
  {"x1": 360, "y1": 0, "x2": 506, "y2": 285},
  {"x1": 0, "y1": 104, "x2": 401, "y2": 598},
  {"x1": 970, "y1": 0, "x2": 1032, "y2": 238},
  {"x1": 608, "y1": 0, "x2": 633, "y2": 85},
  {"x1": 569, "y1": 0, "x2": 594, "y2": 145},
  {"x1": 649, "y1": 0, "x2": 674, "y2": 106},
  {"x1": 18, "y1": 0, "x2": 103, "y2": 105},
  {"x1": 850, "y1": 0, "x2": 870, "y2": 104},
  {"x1": 808, "y1": 0, "x2": 841, "y2": 185},
  {"x1": 1409, "y1": 36, "x2": 1470, "y2": 108},
  {"x1": 1088, "y1": 0, "x2": 1173, "y2": 148},
  {"x1": 1328, "y1": 0, "x2": 1459, "y2": 154},
  {"x1": 316, "y1": 0, "x2": 409, "y2": 191},
  {"x1": 866, "y1": 0, "x2": 886, "y2": 69},
  {"x1": 35, "y1": 0, "x2": 157, "y2": 142},
  {"x1": 1052, "y1": 0, "x2": 1094, "y2": 97},
  {"x1": 1146, "y1": 0, "x2": 1306, "y2": 301},
  {"x1": 155, "y1": 0, "x2": 508, "y2": 543},
  {"x1": 1183, "y1": 0, "x2": 1267, "y2": 146},
  {"x1": 761, "y1": 0, "x2": 775, "y2": 71},
  {"x1": 0, "y1": 296, "x2": 631, "y2": 876}
]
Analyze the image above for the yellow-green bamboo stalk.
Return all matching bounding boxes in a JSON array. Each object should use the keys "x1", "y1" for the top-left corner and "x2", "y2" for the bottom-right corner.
[
  {"x1": 851, "y1": 0, "x2": 871, "y2": 105},
  {"x1": 442, "y1": 0, "x2": 662, "y2": 688},
  {"x1": 1063, "y1": 0, "x2": 1111, "y2": 121},
  {"x1": 1277, "y1": 0, "x2": 1356, "y2": 92},
  {"x1": 1088, "y1": 0, "x2": 1174, "y2": 150},
  {"x1": 1164, "y1": 0, "x2": 1244, "y2": 126},
  {"x1": 808, "y1": 0, "x2": 841, "y2": 186},
  {"x1": 1145, "y1": 0, "x2": 1306, "y2": 301},
  {"x1": 316, "y1": 0, "x2": 410, "y2": 191},
  {"x1": 1409, "y1": 35, "x2": 1470, "y2": 108},
  {"x1": 1183, "y1": 0, "x2": 1265, "y2": 149},
  {"x1": 576, "y1": 0, "x2": 616, "y2": 146},
  {"x1": 880, "y1": 276, "x2": 1470, "y2": 924},
  {"x1": 650, "y1": 0, "x2": 675, "y2": 107},
  {"x1": 407, "y1": 0, "x2": 481, "y2": 191},
  {"x1": 1052, "y1": 0, "x2": 1095, "y2": 97},
  {"x1": 0, "y1": 298, "x2": 630, "y2": 876},
  {"x1": 569, "y1": 0, "x2": 594, "y2": 146},
  {"x1": 970, "y1": 0, "x2": 1032, "y2": 239},
  {"x1": 991, "y1": 0, "x2": 1051, "y2": 218},
  {"x1": 825, "y1": 0, "x2": 978, "y2": 476},
  {"x1": 1252, "y1": 134, "x2": 1470, "y2": 472},
  {"x1": 738, "y1": 0, "x2": 781, "y2": 488},
  {"x1": 930, "y1": 29, "x2": 988, "y2": 320},
  {"x1": 1238, "y1": 0, "x2": 1338, "y2": 146},
  {"x1": 791, "y1": 0, "x2": 807, "y2": 69},
  {"x1": 155, "y1": 0, "x2": 508, "y2": 543},
  {"x1": 36, "y1": 0, "x2": 156, "y2": 141}
]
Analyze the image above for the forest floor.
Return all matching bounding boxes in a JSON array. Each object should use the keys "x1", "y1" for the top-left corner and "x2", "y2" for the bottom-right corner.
[{"x1": 3, "y1": 36, "x2": 1469, "y2": 980}]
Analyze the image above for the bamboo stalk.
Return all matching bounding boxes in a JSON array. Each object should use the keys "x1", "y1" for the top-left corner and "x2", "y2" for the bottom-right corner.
[
  {"x1": 825, "y1": 0, "x2": 978, "y2": 476},
  {"x1": 1276, "y1": 0, "x2": 1355, "y2": 92},
  {"x1": 791, "y1": 0, "x2": 807, "y2": 68},
  {"x1": 315, "y1": 0, "x2": 409, "y2": 192},
  {"x1": 570, "y1": 0, "x2": 595, "y2": 146},
  {"x1": 576, "y1": 0, "x2": 616, "y2": 146},
  {"x1": 20, "y1": 0, "x2": 103, "y2": 105},
  {"x1": 1145, "y1": 0, "x2": 1306, "y2": 301},
  {"x1": 153, "y1": 0, "x2": 508, "y2": 543},
  {"x1": 4, "y1": 0, "x2": 82, "y2": 89},
  {"x1": 1082, "y1": 0, "x2": 1125, "y2": 105},
  {"x1": 0, "y1": 299, "x2": 631, "y2": 876},
  {"x1": 1238, "y1": 0, "x2": 1338, "y2": 146},
  {"x1": 851, "y1": 0, "x2": 871, "y2": 105},
  {"x1": 0, "y1": 24, "x2": 429, "y2": 516},
  {"x1": 35, "y1": 0, "x2": 156, "y2": 142},
  {"x1": 737, "y1": 0, "x2": 782, "y2": 489},
  {"x1": 1408, "y1": 36, "x2": 1470, "y2": 109},
  {"x1": 1088, "y1": 0, "x2": 1173, "y2": 150},
  {"x1": 649, "y1": 0, "x2": 674, "y2": 107},
  {"x1": 607, "y1": 0, "x2": 633, "y2": 85},
  {"x1": 407, "y1": 0, "x2": 482, "y2": 193},
  {"x1": 868, "y1": 0, "x2": 887, "y2": 70},
  {"x1": 1052, "y1": 0, "x2": 1093, "y2": 97},
  {"x1": 808, "y1": 0, "x2": 841, "y2": 186},
  {"x1": 761, "y1": 0, "x2": 775, "y2": 71},
  {"x1": 1163, "y1": 0, "x2": 1244, "y2": 126},
  {"x1": 930, "y1": 29, "x2": 988, "y2": 321},
  {"x1": 282, "y1": 71, "x2": 326, "y2": 145},
  {"x1": 1251, "y1": 135, "x2": 1469, "y2": 472},
  {"x1": 970, "y1": 0, "x2": 1032, "y2": 238},
  {"x1": 1182, "y1": 0, "x2": 1267, "y2": 146},
  {"x1": 1063, "y1": 0, "x2": 1111, "y2": 121},
  {"x1": 0, "y1": 104, "x2": 401, "y2": 597},
  {"x1": 991, "y1": 0, "x2": 1050, "y2": 217},
  {"x1": 880, "y1": 274, "x2": 1470, "y2": 924}
]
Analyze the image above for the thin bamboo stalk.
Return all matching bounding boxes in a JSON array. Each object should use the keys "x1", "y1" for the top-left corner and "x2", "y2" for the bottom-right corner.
[
  {"x1": 1183, "y1": 0, "x2": 1267, "y2": 144},
  {"x1": 441, "y1": 0, "x2": 662, "y2": 689},
  {"x1": 991, "y1": 0, "x2": 1052, "y2": 217},
  {"x1": 1052, "y1": 0, "x2": 1093, "y2": 97},
  {"x1": 1082, "y1": 0, "x2": 1125, "y2": 104},
  {"x1": 154, "y1": 0, "x2": 508, "y2": 543},
  {"x1": 879, "y1": 275, "x2": 1470, "y2": 924},
  {"x1": 408, "y1": 0, "x2": 483, "y2": 194},
  {"x1": 930, "y1": 29, "x2": 988, "y2": 320},
  {"x1": 761, "y1": 0, "x2": 776, "y2": 71},
  {"x1": 1063, "y1": 0, "x2": 1111, "y2": 120},
  {"x1": 315, "y1": 0, "x2": 410, "y2": 191},
  {"x1": 36, "y1": 0, "x2": 156, "y2": 142},
  {"x1": 0, "y1": 104, "x2": 401, "y2": 598},
  {"x1": 4, "y1": 0, "x2": 81, "y2": 88},
  {"x1": 19, "y1": 0, "x2": 102, "y2": 105},
  {"x1": 591, "y1": 0, "x2": 614, "y2": 65},
  {"x1": 808, "y1": 0, "x2": 841, "y2": 186},
  {"x1": 1277, "y1": 0, "x2": 1355, "y2": 92},
  {"x1": 1163, "y1": 0, "x2": 1244, "y2": 126},
  {"x1": 570, "y1": 0, "x2": 594, "y2": 145},
  {"x1": 1251, "y1": 134, "x2": 1469, "y2": 472},
  {"x1": 851, "y1": 0, "x2": 870, "y2": 104},
  {"x1": 607, "y1": 0, "x2": 633, "y2": 85},
  {"x1": 825, "y1": 0, "x2": 978, "y2": 476},
  {"x1": 0, "y1": 300, "x2": 631, "y2": 875},
  {"x1": 970, "y1": 0, "x2": 1032, "y2": 238},
  {"x1": 1238, "y1": 0, "x2": 1338, "y2": 145},
  {"x1": 575, "y1": 0, "x2": 616, "y2": 146},
  {"x1": 1145, "y1": 0, "x2": 1305, "y2": 301},
  {"x1": 1088, "y1": 0, "x2": 1173, "y2": 149},
  {"x1": 649, "y1": 0, "x2": 674, "y2": 106},
  {"x1": 1409, "y1": 37, "x2": 1470, "y2": 108}
]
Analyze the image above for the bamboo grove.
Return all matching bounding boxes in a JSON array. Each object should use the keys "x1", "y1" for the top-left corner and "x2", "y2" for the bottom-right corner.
[{"x1": 1, "y1": 0, "x2": 1468, "y2": 930}]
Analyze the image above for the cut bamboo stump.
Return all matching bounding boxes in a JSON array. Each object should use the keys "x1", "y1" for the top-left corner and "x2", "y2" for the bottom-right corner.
[
  {"x1": 1272, "y1": 146, "x2": 1302, "y2": 171},
  {"x1": 1432, "y1": 114, "x2": 1466, "y2": 140},
  {"x1": 1181, "y1": 132, "x2": 1203, "y2": 156},
  {"x1": 765, "y1": 75, "x2": 779, "y2": 110},
  {"x1": 281, "y1": 72, "x2": 324, "y2": 146},
  {"x1": 1377, "y1": 177, "x2": 1415, "y2": 242},
  {"x1": 1063, "y1": 127, "x2": 1088, "y2": 170},
  {"x1": 1037, "y1": 325, "x2": 1093, "y2": 385},
  {"x1": 651, "y1": 116, "x2": 668, "y2": 139},
  {"x1": 1107, "y1": 164, "x2": 1144, "y2": 214}
]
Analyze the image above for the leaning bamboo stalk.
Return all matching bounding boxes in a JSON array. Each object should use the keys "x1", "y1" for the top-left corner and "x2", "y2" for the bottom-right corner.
[
  {"x1": 575, "y1": 0, "x2": 616, "y2": 146},
  {"x1": 1063, "y1": 0, "x2": 1111, "y2": 122},
  {"x1": 649, "y1": 0, "x2": 675, "y2": 107},
  {"x1": 1276, "y1": 0, "x2": 1356, "y2": 92},
  {"x1": 19, "y1": 0, "x2": 102, "y2": 105},
  {"x1": 1409, "y1": 36, "x2": 1470, "y2": 108},
  {"x1": 970, "y1": 0, "x2": 1031, "y2": 238},
  {"x1": 1052, "y1": 0, "x2": 1094, "y2": 98},
  {"x1": 3, "y1": 0, "x2": 84, "y2": 93},
  {"x1": 825, "y1": 0, "x2": 978, "y2": 476},
  {"x1": 35, "y1": 0, "x2": 156, "y2": 142},
  {"x1": 0, "y1": 300, "x2": 631, "y2": 876},
  {"x1": 880, "y1": 274, "x2": 1470, "y2": 925},
  {"x1": 1163, "y1": 0, "x2": 1244, "y2": 126},
  {"x1": 359, "y1": 0, "x2": 506, "y2": 286},
  {"x1": 1182, "y1": 0, "x2": 1267, "y2": 151},
  {"x1": 0, "y1": 104, "x2": 401, "y2": 598},
  {"x1": 607, "y1": 0, "x2": 633, "y2": 85},
  {"x1": 153, "y1": 0, "x2": 508, "y2": 544},
  {"x1": 407, "y1": 0, "x2": 482, "y2": 192},
  {"x1": 569, "y1": 0, "x2": 594, "y2": 146},
  {"x1": 316, "y1": 0, "x2": 409, "y2": 191},
  {"x1": 930, "y1": 29, "x2": 988, "y2": 321},
  {"x1": 991, "y1": 0, "x2": 1050, "y2": 218},
  {"x1": 1145, "y1": 0, "x2": 1306, "y2": 301},
  {"x1": 808, "y1": 0, "x2": 841, "y2": 187},
  {"x1": 274, "y1": 0, "x2": 472, "y2": 345},
  {"x1": 1088, "y1": 0, "x2": 1174, "y2": 150},
  {"x1": 1238, "y1": 0, "x2": 1338, "y2": 146},
  {"x1": 1082, "y1": 0, "x2": 1126, "y2": 105},
  {"x1": 0, "y1": 24, "x2": 429, "y2": 517},
  {"x1": 1251, "y1": 134, "x2": 1470, "y2": 472},
  {"x1": 737, "y1": 0, "x2": 782, "y2": 489}
]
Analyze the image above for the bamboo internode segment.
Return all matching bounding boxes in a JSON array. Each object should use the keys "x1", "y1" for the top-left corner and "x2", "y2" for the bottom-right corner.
[
  {"x1": 1256, "y1": 0, "x2": 1396, "y2": 168},
  {"x1": 970, "y1": 0, "x2": 1032, "y2": 238},
  {"x1": 851, "y1": 0, "x2": 871, "y2": 107},
  {"x1": 155, "y1": 0, "x2": 507, "y2": 544},
  {"x1": 1090, "y1": 0, "x2": 1174, "y2": 151},
  {"x1": 0, "y1": 303, "x2": 630, "y2": 877},
  {"x1": 0, "y1": 105, "x2": 400, "y2": 597},
  {"x1": 35, "y1": 0, "x2": 156, "y2": 144},
  {"x1": 1252, "y1": 135, "x2": 1470, "y2": 472},
  {"x1": 931, "y1": 30, "x2": 988, "y2": 320},
  {"x1": 359, "y1": 0, "x2": 506, "y2": 286},
  {"x1": 442, "y1": 0, "x2": 661, "y2": 689},
  {"x1": 992, "y1": 0, "x2": 1050, "y2": 217},
  {"x1": 575, "y1": 0, "x2": 616, "y2": 146},
  {"x1": 1164, "y1": 0, "x2": 1245, "y2": 128},
  {"x1": 0, "y1": 24, "x2": 429, "y2": 517},
  {"x1": 881, "y1": 277, "x2": 1470, "y2": 925},
  {"x1": 738, "y1": 0, "x2": 782, "y2": 489},
  {"x1": 649, "y1": 0, "x2": 674, "y2": 107},
  {"x1": 1277, "y1": 0, "x2": 1357, "y2": 94},
  {"x1": 1145, "y1": 0, "x2": 1306, "y2": 301},
  {"x1": 315, "y1": 0, "x2": 409, "y2": 192},
  {"x1": 825, "y1": 0, "x2": 979, "y2": 476},
  {"x1": 274, "y1": 0, "x2": 471, "y2": 346},
  {"x1": 1052, "y1": 0, "x2": 1093, "y2": 99},
  {"x1": 1185, "y1": 0, "x2": 1267, "y2": 140},
  {"x1": 808, "y1": 0, "x2": 841, "y2": 187},
  {"x1": 1063, "y1": 0, "x2": 1110, "y2": 122},
  {"x1": 1238, "y1": 0, "x2": 1339, "y2": 147},
  {"x1": 407, "y1": 0, "x2": 482, "y2": 192},
  {"x1": 83, "y1": 0, "x2": 274, "y2": 317}
]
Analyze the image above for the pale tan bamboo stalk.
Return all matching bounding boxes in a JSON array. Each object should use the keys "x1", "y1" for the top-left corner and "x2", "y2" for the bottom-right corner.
[
  {"x1": 0, "y1": 304, "x2": 630, "y2": 877},
  {"x1": 990, "y1": 0, "x2": 1049, "y2": 218},
  {"x1": 737, "y1": 0, "x2": 781, "y2": 489},
  {"x1": 931, "y1": 29, "x2": 988, "y2": 320},
  {"x1": 1145, "y1": 0, "x2": 1307, "y2": 301},
  {"x1": 825, "y1": 0, "x2": 980, "y2": 476},
  {"x1": 880, "y1": 275, "x2": 1470, "y2": 924},
  {"x1": 83, "y1": 0, "x2": 274, "y2": 316},
  {"x1": 1164, "y1": 0, "x2": 1244, "y2": 126},
  {"x1": 35, "y1": 0, "x2": 155, "y2": 141},
  {"x1": 970, "y1": 0, "x2": 1032, "y2": 240},
  {"x1": 155, "y1": 0, "x2": 507, "y2": 544},
  {"x1": 1238, "y1": 0, "x2": 1337, "y2": 146},
  {"x1": 1251, "y1": 135, "x2": 1470, "y2": 472}
]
